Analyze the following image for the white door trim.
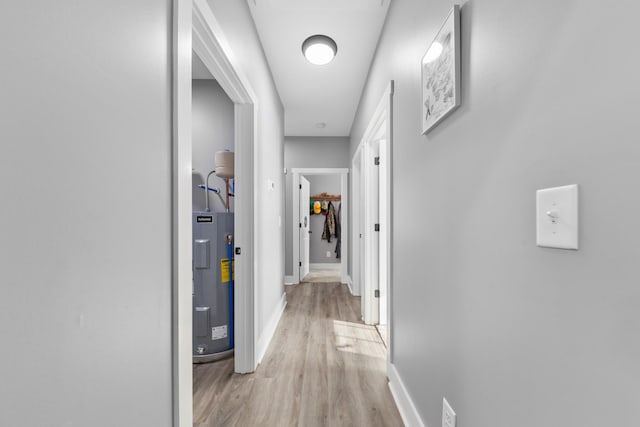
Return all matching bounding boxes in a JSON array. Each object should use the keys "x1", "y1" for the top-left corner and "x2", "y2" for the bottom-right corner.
[
  {"x1": 299, "y1": 176, "x2": 311, "y2": 279},
  {"x1": 351, "y1": 81, "x2": 394, "y2": 359},
  {"x1": 291, "y1": 168, "x2": 349, "y2": 285},
  {"x1": 350, "y1": 152, "x2": 362, "y2": 297},
  {"x1": 173, "y1": 0, "x2": 259, "y2": 424},
  {"x1": 172, "y1": 2, "x2": 193, "y2": 426}
]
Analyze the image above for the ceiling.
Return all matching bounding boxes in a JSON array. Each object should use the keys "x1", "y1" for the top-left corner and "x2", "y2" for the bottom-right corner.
[{"x1": 248, "y1": 0, "x2": 390, "y2": 137}]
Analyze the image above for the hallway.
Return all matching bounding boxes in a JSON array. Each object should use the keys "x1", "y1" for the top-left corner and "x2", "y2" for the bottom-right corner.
[{"x1": 193, "y1": 281, "x2": 402, "y2": 426}]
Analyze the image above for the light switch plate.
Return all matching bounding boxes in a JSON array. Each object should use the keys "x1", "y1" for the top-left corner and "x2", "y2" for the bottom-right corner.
[
  {"x1": 536, "y1": 184, "x2": 579, "y2": 249},
  {"x1": 442, "y1": 398, "x2": 457, "y2": 427}
]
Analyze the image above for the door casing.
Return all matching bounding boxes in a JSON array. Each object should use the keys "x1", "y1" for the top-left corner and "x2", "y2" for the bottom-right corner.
[
  {"x1": 351, "y1": 81, "x2": 394, "y2": 360},
  {"x1": 290, "y1": 168, "x2": 349, "y2": 285},
  {"x1": 299, "y1": 176, "x2": 311, "y2": 280}
]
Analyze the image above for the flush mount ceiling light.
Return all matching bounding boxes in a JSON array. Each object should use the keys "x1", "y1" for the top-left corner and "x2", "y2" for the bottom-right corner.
[{"x1": 302, "y1": 35, "x2": 337, "y2": 65}]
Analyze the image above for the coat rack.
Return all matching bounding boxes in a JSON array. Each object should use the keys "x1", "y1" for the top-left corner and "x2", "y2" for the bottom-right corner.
[{"x1": 310, "y1": 192, "x2": 341, "y2": 202}]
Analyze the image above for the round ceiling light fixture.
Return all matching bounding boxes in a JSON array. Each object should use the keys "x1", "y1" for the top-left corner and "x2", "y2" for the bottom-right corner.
[{"x1": 302, "y1": 35, "x2": 337, "y2": 65}]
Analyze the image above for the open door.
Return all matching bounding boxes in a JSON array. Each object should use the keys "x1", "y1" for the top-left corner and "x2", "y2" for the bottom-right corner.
[
  {"x1": 378, "y1": 139, "x2": 388, "y2": 328},
  {"x1": 352, "y1": 81, "x2": 393, "y2": 355},
  {"x1": 299, "y1": 176, "x2": 310, "y2": 280},
  {"x1": 351, "y1": 152, "x2": 363, "y2": 298},
  {"x1": 364, "y1": 140, "x2": 380, "y2": 325}
]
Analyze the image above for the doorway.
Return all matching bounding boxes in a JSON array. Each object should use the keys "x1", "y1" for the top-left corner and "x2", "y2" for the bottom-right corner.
[
  {"x1": 191, "y1": 49, "x2": 236, "y2": 364},
  {"x1": 351, "y1": 82, "x2": 394, "y2": 354},
  {"x1": 173, "y1": 1, "x2": 258, "y2": 424},
  {"x1": 291, "y1": 168, "x2": 349, "y2": 285}
]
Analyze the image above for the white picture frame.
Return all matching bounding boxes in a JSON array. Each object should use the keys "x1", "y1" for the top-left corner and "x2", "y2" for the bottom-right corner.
[{"x1": 422, "y1": 4, "x2": 461, "y2": 134}]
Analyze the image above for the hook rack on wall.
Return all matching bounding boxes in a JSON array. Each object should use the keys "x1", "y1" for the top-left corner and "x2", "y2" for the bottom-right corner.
[{"x1": 310, "y1": 192, "x2": 341, "y2": 202}]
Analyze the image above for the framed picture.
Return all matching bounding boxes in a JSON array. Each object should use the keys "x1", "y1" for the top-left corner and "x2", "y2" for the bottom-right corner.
[{"x1": 422, "y1": 4, "x2": 461, "y2": 134}]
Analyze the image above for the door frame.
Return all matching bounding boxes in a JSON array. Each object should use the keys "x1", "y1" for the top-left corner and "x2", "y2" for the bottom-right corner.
[
  {"x1": 351, "y1": 81, "x2": 394, "y2": 359},
  {"x1": 351, "y1": 153, "x2": 362, "y2": 297},
  {"x1": 298, "y1": 176, "x2": 311, "y2": 280},
  {"x1": 291, "y1": 168, "x2": 349, "y2": 285},
  {"x1": 173, "y1": 0, "x2": 258, "y2": 424},
  {"x1": 364, "y1": 138, "x2": 381, "y2": 326}
]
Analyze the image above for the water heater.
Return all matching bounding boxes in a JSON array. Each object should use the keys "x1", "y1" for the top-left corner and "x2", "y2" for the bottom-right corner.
[{"x1": 192, "y1": 211, "x2": 234, "y2": 363}]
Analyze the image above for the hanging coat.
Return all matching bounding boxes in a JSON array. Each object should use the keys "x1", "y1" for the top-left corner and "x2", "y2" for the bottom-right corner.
[
  {"x1": 334, "y1": 202, "x2": 341, "y2": 259},
  {"x1": 321, "y1": 201, "x2": 336, "y2": 242}
]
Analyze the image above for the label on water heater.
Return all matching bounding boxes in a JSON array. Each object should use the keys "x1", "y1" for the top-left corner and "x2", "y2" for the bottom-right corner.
[
  {"x1": 220, "y1": 258, "x2": 231, "y2": 283},
  {"x1": 211, "y1": 325, "x2": 228, "y2": 340},
  {"x1": 196, "y1": 215, "x2": 213, "y2": 223}
]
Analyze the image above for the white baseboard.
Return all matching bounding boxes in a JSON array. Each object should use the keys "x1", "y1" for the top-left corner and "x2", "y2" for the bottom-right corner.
[
  {"x1": 345, "y1": 275, "x2": 354, "y2": 295},
  {"x1": 347, "y1": 275, "x2": 361, "y2": 296},
  {"x1": 284, "y1": 275, "x2": 296, "y2": 285},
  {"x1": 388, "y1": 363, "x2": 426, "y2": 427},
  {"x1": 310, "y1": 263, "x2": 341, "y2": 271},
  {"x1": 256, "y1": 292, "x2": 287, "y2": 365}
]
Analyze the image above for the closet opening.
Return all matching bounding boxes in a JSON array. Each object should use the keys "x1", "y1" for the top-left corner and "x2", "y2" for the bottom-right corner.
[{"x1": 191, "y1": 51, "x2": 236, "y2": 364}]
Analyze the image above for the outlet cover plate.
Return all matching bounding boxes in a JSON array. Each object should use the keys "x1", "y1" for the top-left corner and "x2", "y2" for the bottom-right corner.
[
  {"x1": 443, "y1": 397, "x2": 457, "y2": 427},
  {"x1": 536, "y1": 184, "x2": 579, "y2": 250}
]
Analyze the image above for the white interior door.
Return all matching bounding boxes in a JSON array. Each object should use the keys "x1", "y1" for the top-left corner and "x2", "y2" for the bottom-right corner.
[
  {"x1": 357, "y1": 150, "x2": 366, "y2": 317},
  {"x1": 351, "y1": 81, "x2": 393, "y2": 355},
  {"x1": 363, "y1": 140, "x2": 380, "y2": 325},
  {"x1": 299, "y1": 176, "x2": 310, "y2": 280},
  {"x1": 351, "y1": 154, "x2": 361, "y2": 297},
  {"x1": 378, "y1": 139, "x2": 388, "y2": 326}
]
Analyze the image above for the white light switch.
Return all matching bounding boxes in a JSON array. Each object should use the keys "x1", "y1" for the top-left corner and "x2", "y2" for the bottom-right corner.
[{"x1": 536, "y1": 184, "x2": 579, "y2": 250}]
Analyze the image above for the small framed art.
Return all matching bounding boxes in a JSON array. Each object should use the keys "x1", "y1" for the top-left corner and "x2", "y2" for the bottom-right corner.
[{"x1": 422, "y1": 4, "x2": 461, "y2": 134}]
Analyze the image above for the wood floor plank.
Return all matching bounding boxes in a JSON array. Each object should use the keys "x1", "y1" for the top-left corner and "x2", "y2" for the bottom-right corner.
[
  {"x1": 298, "y1": 285, "x2": 330, "y2": 427},
  {"x1": 193, "y1": 281, "x2": 403, "y2": 427}
]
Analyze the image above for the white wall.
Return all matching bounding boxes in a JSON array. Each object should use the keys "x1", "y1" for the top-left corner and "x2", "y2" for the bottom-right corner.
[
  {"x1": 192, "y1": 78, "x2": 235, "y2": 213},
  {"x1": 0, "y1": 1, "x2": 173, "y2": 426},
  {"x1": 206, "y1": 0, "x2": 285, "y2": 344},
  {"x1": 284, "y1": 137, "x2": 350, "y2": 275},
  {"x1": 351, "y1": 1, "x2": 640, "y2": 426},
  {"x1": 308, "y1": 175, "x2": 342, "y2": 264}
]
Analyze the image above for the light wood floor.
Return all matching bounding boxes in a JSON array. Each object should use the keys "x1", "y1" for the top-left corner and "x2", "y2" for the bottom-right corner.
[{"x1": 193, "y1": 281, "x2": 403, "y2": 427}]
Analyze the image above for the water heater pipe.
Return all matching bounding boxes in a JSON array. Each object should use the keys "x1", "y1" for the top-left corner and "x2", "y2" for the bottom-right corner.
[
  {"x1": 205, "y1": 170, "x2": 216, "y2": 212},
  {"x1": 225, "y1": 179, "x2": 230, "y2": 213}
]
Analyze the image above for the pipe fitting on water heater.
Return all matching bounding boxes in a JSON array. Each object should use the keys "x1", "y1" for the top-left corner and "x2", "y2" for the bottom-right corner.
[{"x1": 215, "y1": 151, "x2": 234, "y2": 213}]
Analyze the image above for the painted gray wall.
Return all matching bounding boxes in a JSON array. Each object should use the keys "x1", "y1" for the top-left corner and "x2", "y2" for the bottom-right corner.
[
  {"x1": 0, "y1": 1, "x2": 173, "y2": 426},
  {"x1": 284, "y1": 137, "x2": 349, "y2": 275},
  {"x1": 192, "y1": 78, "x2": 235, "y2": 213},
  {"x1": 308, "y1": 175, "x2": 342, "y2": 264},
  {"x1": 206, "y1": 0, "x2": 286, "y2": 342},
  {"x1": 350, "y1": 1, "x2": 640, "y2": 426}
]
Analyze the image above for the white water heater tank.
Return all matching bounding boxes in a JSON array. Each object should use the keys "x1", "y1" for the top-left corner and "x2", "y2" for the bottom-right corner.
[{"x1": 215, "y1": 151, "x2": 234, "y2": 178}]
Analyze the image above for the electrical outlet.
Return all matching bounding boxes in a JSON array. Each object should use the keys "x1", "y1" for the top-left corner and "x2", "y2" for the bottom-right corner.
[
  {"x1": 442, "y1": 398, "x2": 456, "y2": 427},
  {"x1": 326, "y1": 251, "x2": 332, "y2": 258}
]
